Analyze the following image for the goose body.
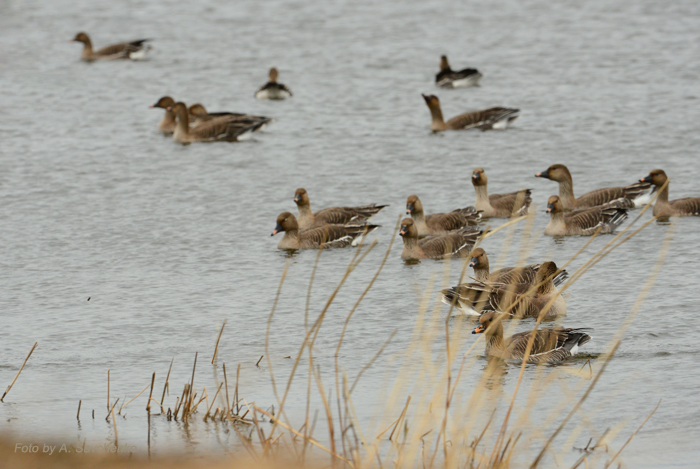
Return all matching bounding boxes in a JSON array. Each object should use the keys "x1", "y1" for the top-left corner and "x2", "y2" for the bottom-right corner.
[
  {"x1": 150, "y1": 96, "x2": 176, "y2": 134},
  {"x1": 255, "y1": 68, "x2": 292, "y2": 100},
  {"x1": 640, "y1": 169, "x2": 700, "y2": 217},
  {"x1": 406, "y1": 195, "x2": 481, "y2": 238},
  {"x1": 435, "y1": 55, "x2": 482, "y2": 88},
  {"x1": 471, "y1": 168, "x2": 532, "y2": 218},
  {"x1": 294, "y1": 188, "x2": 387, "y2": 230},
  {"x1": 169, "y1": 102, "x2": 269, "y2": 143},
  {"x1": 271, "y1": 212, "x2": 378, "y2": 249},
  {"x1": 399, "y1": 218, "x2": 481, "y2": 260},
  {"x1": 464, "y1": 248, "x2": 569, "y2": 286},
  {"x1": 472, "y1": 312, "x2": 591, "y2": 363},
  {"x1": 535, "y1": 164, "x2": 652, "y2": 210},
  {"x1": 71, "y1": 32, "x2": 151, "y2": 61},
  {"x1": 422, "y1": 94, "x2": 518, "y2": 132},
  {"x1": 545, "y1": 195, "x2": 628, "y2": 236},
  {"x1": 188, "y1": 104, "x2": 270, "y2": 130}
]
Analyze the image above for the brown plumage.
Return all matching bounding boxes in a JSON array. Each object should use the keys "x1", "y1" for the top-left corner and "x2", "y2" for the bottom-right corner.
[
  {"x1": 188, "y1": 104, "x2": 270, "y2": 129},
  {"x1": 150, "y1": 96, "x2": 176, "y2": 134},
  {"x1": 293, "y1": 188, "x2": 387, "y2": 230},
  {"x1": 535, "y1": 164, "x2": 652, "y2": 210},
  {"x1": 422, "y1": 94, "x2": 518, "y2": 131},
  {"x1": 405, "y1": 195, "x2": 481, "y2": 238},
  {"x1": 399, "y1": 218, "x2": 481, "y2": 260},
  {"x1": 70, "y1": 32, "x2": 151, "y2": 61},
  {"x1": 640, "y1": 169, "x2": 700, "y2": 217},
  {"x1": 271, "y1": 212, "x2": 379, "y2": 250},
  {"x1": 168, "y1": 102, "x2": 269, "y2": 143},
  {"x1": 467, "y1": 248, "x2": 568, "y2": 286},
  {"x1": 435, "y1": 55, "x2": 482, "y2": 88},
  {"x1": 471, "y1": 168, "x2": 532, "y2": 218},
  {"x1": 255, "y1": 67, "x2": 293, "y2": 100},
  {"x1": 545, "y1": 195, "x2": 628, "y2": 236},
  {"x1": 472, "y1": 312, "x2": 592, "y2": 363}
]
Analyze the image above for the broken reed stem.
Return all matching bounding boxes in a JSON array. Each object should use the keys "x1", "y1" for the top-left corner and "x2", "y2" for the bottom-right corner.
[
  {"x1": 1, "y1": 342, "x2": 37, "y2": 402},
  {"x1": 604, "y1": 399, "x2": 661, "y2": 468},
  {"x1": 107, "y1": 369, "x2": 110, "y2": 412},
  {"x1": 161, "y1": 358, "x2": 173, "y2": 406},
  {"x1": 256, "y1": 356, "x2": 264, "y2": 367},
  {"x1": 146, "y1": 372, "x2": 156, "y2": 412},
  {"x1": 223, "y1": 363, "x2": 231, "y2": 415},
  {"x1": 111, "y1": 401, "x2": 118, "y2": 447},
  {"x1": 388, "y1": 396, "x2": 412, "y2": 441},
  {"x1": 77, "y1": 400, "x2": 82, "y2": 420},
  {"x1": 204, "y1": 382, "x2": 224, "y2": 420},
  {"x1": 106, "y1": 398, "x2": 120, "y2": 422},
  {"x1": 235, "y1": 363, "x2": 241, "y2": 415},
  {"x1": 120, "y1": 382, "x2": 151, "y2": 414},
  {"x1": 212, "y1": 321, "x2": 226, "y2": 364}
]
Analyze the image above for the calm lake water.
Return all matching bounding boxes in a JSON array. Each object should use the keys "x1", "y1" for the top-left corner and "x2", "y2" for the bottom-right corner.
[{"x1": 1, "y1": 0, "x2": 699, "y2": 466}]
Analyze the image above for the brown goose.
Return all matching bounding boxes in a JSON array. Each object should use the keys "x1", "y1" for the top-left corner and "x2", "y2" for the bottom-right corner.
[
  {"x1": 70, "y1": 32, "x2": 151, "y2": 61},
  {"x1": 472, "y1": 312, "x2": 592, "y2": 363},
  {"x1": 435, "y1": 55, "x2": 482, "y2": 88},
  {"x1": 422, "y1": 94, "x2": 519, "y2": 131},
  {"x1": 545, "y1": 195, "x2": 628, "y2": 236},
  {"x1": 406, "y1": 195, "x2": 481, "y2": 238},
  {"x1": 150, "y1": 96, "x2": 176, "y2": 134},
  {"x1": 399, "y1": 218, "x2": 482, "y2": 260},
  {"x1": 255, "y1": 68, "x2": 293, "y2": 100},
  {"x1": 471, "y1": 168, "x2": 532, "y2": 218},
  {"x1": 442, "y1": 262, "x2": 566, "y2": 319},
  {"x1": 188, "y1": 104, "x2": 270, "y2": 129},
  {"x1": 293, "y1": 188, "x2": 387, "y2": 230},
  {"x1": 535, "y1": 164, "x2": 652, "y2": 210},
  {"x1": 271, "y1": 212, "x2": 378, "y2": 250},
  {"x1": 640, "y1": 169, "x2": 700, "y2": 217},
  {"x1": 467, "y1": 248, "x2": 568, "y2": 286},
  {"x1": 169, "y1": 102, "x2": 269, "y2": 144}
]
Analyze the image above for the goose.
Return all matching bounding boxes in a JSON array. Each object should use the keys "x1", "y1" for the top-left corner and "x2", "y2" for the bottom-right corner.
[
  {"x1": 188, "y1": 104, "x2": 270, "y2": 130},
  {"x1": 545, "y1": 195, "x2": 628, "y2": 236},
  {"x1": 293, "y1": 188, "x2": 388, "y2": 230},
  {"x1": 150, "y1": 96, "x2": 176, "y2": 134},
  {"x1": 168, "y1": 102, "x2": 269, "y2": 143},
  {"x1": 640, "y1": 169, "x2": 700, "y2": 217},
  {"x1": 70, "y1": 32, "x2": 151, "y2": 61},
  {"x1": 435, "y1": 55, "x2": 482, "y2": 88},
  {"x1": 405, "y1": 195, "x2": 481, "y2": 238},
  {"x1": 471, "y1": 168, "x2": 532, "y2": 218},
  {"x1": 255, "y1": 68, "x2": 293, "y2": 100},
  {"x1": 422, "y1": 94, "x2": 519, "y2": 131},
  {"x1": 461, "y1": 247, "x2": 568, "y2": 285},
  {"x1": 442, "y1": 261, "x2": 566, "y2": 319},
  {"x1": 399, "y1": 218, "x2": 482, "y2": 260},
  {"x1": 472, "y1": 311, "x2": 592, "y2": 363},
  {"x1": 535, "y1": 164, "x2": 652, "y2": 210},
  {"x1": 271, "y1": 212, "x2": 378, "y2": 249}
]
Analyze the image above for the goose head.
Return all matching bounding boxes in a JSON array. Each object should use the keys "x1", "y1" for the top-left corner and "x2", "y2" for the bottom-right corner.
[
  {"x1": 71, "y1": 32, "x2": 91, "y2": 44},
  {"x1": 405, "y1": 194, "x2": 423, "y2": 216},
  {"x1": 472, "y1": 311, "x2": 502, "y2": 335},
  {"x1": 188, "y1": 103, "x2": 209, "y2": 118},
  {"x1": 269, "y1": 67, "x2": 279, "y2": 83},
  {"x1": 150, "y1": 96, "x2": 175, "y2": 110},
  {"x1": 272, "y1": 212, "x2": 298, "y2": 236},
  {"x1": 399, "y1": 218, "x2": 418, "y2": 239},
  {"x1": 421, "y1": 94, "x2": 440, "y2": 109},
  {"x1": 640, "y1": 169, "x2": 667, "y2": 188},
  {"x1": 293, "y1": 188, "x2": 310, "y2": 207},
  {"x1": 536, "y1": 164, "x2": 572, "y2": 183},
  {"x1": 545, "y1": 195, "x2": 564, "y2": 214},
  {"x1": 471, "y1": 168, "x2": 488, "y2": 187},
  {"x1": 469, "y1": 247, "x2": 488, "y2": 269},
  {"x1": 439, "y1": 55, "x2": 450, "y2": 71}
]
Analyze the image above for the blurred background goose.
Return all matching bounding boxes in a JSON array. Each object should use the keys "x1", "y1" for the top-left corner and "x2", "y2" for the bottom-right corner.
[
  {"x1": 405, "y1": 194, "x2": 481, "y2": 237},
  {"x1": 422, "y1": 94, "x2": 518, "y2": 131},
  {"x1": 255, "y1": 68, "x2": 293, "y2": 100},
  {"x1": 399, "y1": 218, "x2": 481, "y2": 260},
  {"x1": 188, "y1": 104, "x2": 270, "y2": 130},
  {"x1": 71, "y1": 32, "x2": 151, "y2": 61},
  {"x1": 271, "y1": 212, "x2": 377, "y2": 249},
  {"x1": 640, "y1": 169, "x2": 700, "y2": 217},
  {"x1": 168, "y1": 102, "x2": 268, "y2": 143},
  {"x1": 150, "y1": 96, "x2": 176, "y2": 134},
  {"x1": 471, "y1": 168, "x2": 532, "y2": 217},
  {"x1": 293, "y1": 188, "x2": 387, "y2": 230},
  {"x1": 545, "y1": 195, "x2": 628, "y2": 236},
  {"x1": 435, "y1": 55, "x2": 482, "y2": 88}
]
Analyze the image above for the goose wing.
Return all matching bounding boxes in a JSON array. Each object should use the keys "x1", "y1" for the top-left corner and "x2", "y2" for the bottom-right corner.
[
  {"x1": 446, "y1": 107, "x2": 519, "y2": 130},
  {"x1": 670, "y1": 197, "x2": 700, "y2": 216},
  {"x1": 436, "y1": 68, "x2": 479, "y2": 86},
  {"x1": 489, "y1": 189, "x2": 532, "y2": 216},
  {"x1": 418, "y1": 228, "x2": 482, "y2": 258},
  {"x1": 314, "y1": 204, "x2": 388, "y2": 226},
  {"x1": 190, "y1": 116, "x2": 268, "y2": 142},
  {"x1": 300, "y1": 224, "x2": 378, "y2": 249},
  {"x1": 95, "y1": 39, "x2": 150, "y2": 58}
]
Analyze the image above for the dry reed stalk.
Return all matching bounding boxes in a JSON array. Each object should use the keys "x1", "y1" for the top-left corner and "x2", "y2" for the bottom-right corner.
[
  {"x1": 1, "y1": 342, "x2": 38, "y2": 402},
  {"x1": 212, "y1": 321, "x2": 226, "y2": 364},
  {"x1": 105, "y1": 398, "x2": 120, "y2": 422},
  {"x1": 119, "y1": 382, "x2": 150, "y2": 414},
  {"x1": 235, "y1": 363, "x2": 241, "y2": 415},
  {"x1": 223, "y1": 363, "x2": 231, "y2": 415},
  {"x1": 76, "y1": 400, "x2": 81, "y2": 420},
  {"x1": 604, "y1": 400, "x2": 660, "y2": 469},
  {"x1": 204, "y1": 382, "x2": 224, "y2": 420},
  {"x1": 256, "y1": 356, "x2": 264, "y2": 367},
  {"x1": 111, "y1": 401, "x2": 118, "y2": 447},
  {"x1": 310, "y1": 362, "x2": 336, "y2": 459},
  {"x1": 161, "y1": 358, "x2": 173, "y2": 406},
  {"x1": 388, "y1": 396, "x2": 411, "y2": 441},
  {"x1": 146, "y1": 372, "x2": 156, "y2": 412},
  {"x1": 107, "y1": 369, "x2": 110, "y2": 412}
]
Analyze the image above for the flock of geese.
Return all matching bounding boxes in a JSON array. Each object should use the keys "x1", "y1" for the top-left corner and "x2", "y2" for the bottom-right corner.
[{"x1": 71, "y1": 33, "x2": 700, "y2": 364}]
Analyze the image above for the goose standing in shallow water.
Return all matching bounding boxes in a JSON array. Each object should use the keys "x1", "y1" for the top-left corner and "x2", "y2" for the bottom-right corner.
[
  {"x1": 168, "y1": 102, "x2": 269, "y2": 143},
  {"x1": 293, "y1": 188, "x2": 387, "y2": 230},
  {"x1": 271, "y1": 212, "x2": 378, "y2": 249},
  {"x1": 399, "y1": 218, "x2": 481, "y2": 260},
  {"x1": 422, "y1": 94, "x2": 518, "y2": 131},
  {"x1": 535, "y1": 164, "x2": 651, "y2": 210},
  {"x1": 71, "y1": 32, "x2": 151, "y2": 61},
  {"x1": 187, "y1": 104, "x2": 270, "y2": 130},
  {"x1": 640, "y1": 169, "x2": 700, "y2": 217},
  {"x1": 471, "y1": 168, "x2": 532, "y2": 218},
  {"x1": 545, "y1": 195, "x2": 628, "y2": 236},
  {"x1": 405, "y1": 195, "x2": 481, "y2": 238},
  {"x1": 435, "y1": 55, "x2": 482, "y2": 88},
  {"x1": 255, "y1": 68, "x2": 293, "y2": 100},
  {"x1": 472, "y1": 312, "x2": 592, "y2": 363},
  {"x1": 150, "y1": 96, "x2": 176, "y2": 134}
]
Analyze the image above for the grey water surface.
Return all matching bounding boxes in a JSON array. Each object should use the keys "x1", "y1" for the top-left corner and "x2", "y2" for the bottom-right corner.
[{"x1": 1, "y1": 0, "x2": 699, "y2": 466}]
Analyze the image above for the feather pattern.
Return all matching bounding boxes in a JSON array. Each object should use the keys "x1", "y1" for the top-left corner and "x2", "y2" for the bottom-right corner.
[
  {"x1": 294, "y1": 188, "x2": 388, "y2": 230},
  {"x1": 545, "y1": 196, "x2": 628, "y2": 236},
  {"x1": 272, "y1": 212, "x2": 379, "y2": 250},
  {"x1": 472, "y1": 168, "x2": 532, "y2": 217},
  {"x1": 406, "y1": 195, "x2": 481, "y2": 237},
  {"x1": 422, "y1": 95, "x2": 518, "y2": 132},
  {"x1": 640, "y1": 169, "x2": 700, "y2": 217},
  {"x1": 72, "y1": 33, "x2": 151, "y2": 61},
  {"x1": 170, "y1": 102, "x2": 270, "y2": 143},
  {"x1": 400, "y1": 219, "x2": 481, "y2": 259}
]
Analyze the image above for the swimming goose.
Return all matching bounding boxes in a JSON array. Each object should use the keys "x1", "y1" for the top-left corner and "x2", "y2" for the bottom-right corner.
[
  {"x1": 442, "y1": 262, "x2": 566, "y2": 319},
  {"x1": 435, "y1": 55, "x2": 482, "y2": 88},
  {"x1": 71, "y1": 32, "x2": 151, "y2": 61},
  {"x1": 169, "y1": 102, "x2": 269, "y2": 143},
  {"x1": 150, "y1": 96, "x2": 176, "y2": 134},
  {"x1": 535, "y1": 164, "x2": 652, "y2": 210},
  {"x1": 271, "y1": 212, "x2": 378, "y2": 249},
  {"x1": 640, "y1": 169, "x2": 700, "y2": 217},
  {"x1": 399, "y1": 218, "x2": 482, "y2": 260},
  {"x1": 472, "y1": 311, "x2": 591, "y2": 363},
  {"x1": 471, "y1": 168, "x2": 532, "y2": 218},
  {"x1": 405, "y1": 195, "x2": 481, "y2": 238},
  {"x1": 466, "y1": 248, "x2": 568, "y2": 286},
  {"x1": 293, "y1": 188, "x2": 387, "y2": 230},
  {"x1": 422, "y1": 94, "x2": 519, "y2": 131},
  {"x1": 545, "y1": 195, "x2": 628, "y2": 236},
  {"x1": 255, "y1": 68, "x2": 293, "y2": 100},
  {"x1": 188, "y1": 104, "x2": 270, "y2": 129}
]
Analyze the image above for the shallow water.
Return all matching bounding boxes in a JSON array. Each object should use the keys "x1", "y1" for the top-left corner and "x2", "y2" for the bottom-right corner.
[{"x1": 1, "y1": 0, "x2": 699, "y2": 466}]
